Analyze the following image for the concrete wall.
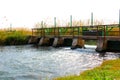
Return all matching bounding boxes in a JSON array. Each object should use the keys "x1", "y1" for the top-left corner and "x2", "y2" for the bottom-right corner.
[
  {"x1": 28, "y1": 36, "x2": 39, "y2": 44},
  {"x1": 52, "y1": 38, "x2": 64, "y2": 47},
  {"x1": 39, "y1": 37, "x2": 54, "y2": 46},
  {"x1": 96, "y1": 37, "x2": 107, "y2": 52},
  {"x1": 71, "y1": 38, "x2": 85, "y2": 49}
]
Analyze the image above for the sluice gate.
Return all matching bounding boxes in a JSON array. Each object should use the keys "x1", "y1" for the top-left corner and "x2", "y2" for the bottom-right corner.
[{"x1": 29, "y1": 24, "x2": 120, "y2": 52}]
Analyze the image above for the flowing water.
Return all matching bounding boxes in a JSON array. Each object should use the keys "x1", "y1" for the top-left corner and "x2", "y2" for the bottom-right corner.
[{"x1": 0, "y1": 45, "x2": 118, "y2": 80}]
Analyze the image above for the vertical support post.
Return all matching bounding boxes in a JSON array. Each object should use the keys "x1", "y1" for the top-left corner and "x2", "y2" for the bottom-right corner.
[
  {"x1": 78, "y1": 27, "x2": 80, "y2": 36},
  {"x1": 119, "y1": 9, "x2": 120, "y2": 36},
  {"x1": 41, "y1": 21, "x2": 43, "y2": 37},
  {"x1": 91, "y1": 12, "x2": 93, "y2": 26},
  {"x1": 41, "y1": 21, "x2": 43, "y2": 28},
  {"x1": 81, "y1": 26, "x2": 83, "y2": 36},
  {"x1": 106, "y1": 25, "x2": 108, "y2": 36},
  {"x1": 103, "y1": 25, "x2": 106, "y2": 49},
  {"x1": 70, "y1": 15, "x2": 72, "y2": 27},
  {"x1": 102, "y1": 26, "x2": 104, "y2": 36},
  {"x1": 70, "y1": 15, "x2": 74, "y2": 37},
  {"x1": 54, "y1": 17, "x2": 56, "y2": 27},
  {"x1": 54, "y1": 17, "x2": 56, "y2": 36},
  {"x1": 32, "y1": 29, "x2": 33, "y2": 36},
  {"x1": 119, "y1": 9, "x2": 120, "y2": 26},
  {"x1": 97, "y1": 26, "x2": 99, "y2": 39}
]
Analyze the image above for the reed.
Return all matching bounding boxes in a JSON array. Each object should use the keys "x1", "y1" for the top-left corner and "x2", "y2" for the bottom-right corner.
[{"x1": 0, "y1": 28, "x2": 31, "y2": 45}]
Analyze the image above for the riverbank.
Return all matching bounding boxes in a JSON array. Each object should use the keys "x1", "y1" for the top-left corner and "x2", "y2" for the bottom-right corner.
[
  {"x1": 0, "y1": 28, "x2": 31, "y2": 45},
  {"x1": 54, "y1": 58, "x2": 120, "y2": 80}
]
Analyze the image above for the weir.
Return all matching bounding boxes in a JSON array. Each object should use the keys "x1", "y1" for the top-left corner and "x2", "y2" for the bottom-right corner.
[{"x1": 30, "y1": 24, "x2": 120, "y2": 53}]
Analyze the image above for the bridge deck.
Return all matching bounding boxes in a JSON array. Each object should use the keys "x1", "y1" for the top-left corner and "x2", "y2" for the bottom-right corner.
[
  {"x1": 36, "y1": 35, "x2": 120, "y2": 40},
  {"x1": 32, "y1": 24, "x2": 120, "y2": 40}
]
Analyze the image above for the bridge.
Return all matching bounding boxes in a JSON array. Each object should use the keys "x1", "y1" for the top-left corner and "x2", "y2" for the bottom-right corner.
[{"x1": 29, "y1": 24, "x2": 120, "y2": 52}]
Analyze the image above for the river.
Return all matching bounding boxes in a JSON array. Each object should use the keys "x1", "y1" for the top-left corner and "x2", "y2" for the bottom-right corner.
[{"x1": 0, "y1": 45, "x2": 118, "y2": 80}]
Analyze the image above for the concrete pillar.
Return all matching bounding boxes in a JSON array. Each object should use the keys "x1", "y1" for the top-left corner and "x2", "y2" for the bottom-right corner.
[
  {"x1": 39, "y1": 37, "x2": 50, "y2": 46},
  {"x1": 39, "y1": 37, "x2": 54, "y2": 46},
  {"x1": 71, "y1": 38, "x2": 85, "y2": 49},
  {"x1": 96, "y1": 37, "x2": 107, "y2": 52},
  {"x1": 28, "y1": 36, "x2": 39, "y2": 44},
  {"x1": 52, "y1": 37, "x2": 64, "y2": 47}
]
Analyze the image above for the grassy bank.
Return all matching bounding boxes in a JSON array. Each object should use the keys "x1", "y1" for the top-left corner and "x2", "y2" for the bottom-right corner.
[
  {"x1": 0, "y1": 28, "x2": 31, "y2": 45},
  {"x1": 54, "y1": 59, "x2": 120, "y2": 80}
]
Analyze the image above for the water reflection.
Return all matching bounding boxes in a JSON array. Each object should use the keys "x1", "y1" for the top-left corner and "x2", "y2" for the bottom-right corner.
[{"x1": 0, "y1": 45, "x2": 118, "y2": 80}]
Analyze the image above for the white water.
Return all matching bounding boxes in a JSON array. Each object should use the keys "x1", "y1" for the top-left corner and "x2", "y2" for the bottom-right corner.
[{"x1": 0, "y1": 45, "x2": 118, "y2": 80}]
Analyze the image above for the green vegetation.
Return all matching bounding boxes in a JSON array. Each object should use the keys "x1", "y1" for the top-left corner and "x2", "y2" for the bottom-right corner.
[
  {"x1": 54, "y1": 59, "x2": 120, "y2": 80},
  {"x1": 0, "y1": 28, "x2": 31, "y2": 45}
]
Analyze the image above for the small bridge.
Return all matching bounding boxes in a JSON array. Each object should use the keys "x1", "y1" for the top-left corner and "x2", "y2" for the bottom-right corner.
[{"x1": 29, "y1": 24, "x2": 120, "y2": 52}]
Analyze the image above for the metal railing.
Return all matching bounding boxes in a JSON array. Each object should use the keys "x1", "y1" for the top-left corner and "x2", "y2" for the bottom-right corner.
[{"x1": 32, "y1": 24, "x2": 120, "y2": 39}]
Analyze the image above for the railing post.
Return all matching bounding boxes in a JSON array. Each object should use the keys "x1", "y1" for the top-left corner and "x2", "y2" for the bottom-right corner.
[
  {"x1": 54, "y1": 17, "x2": 56, "y2": 37},
  {"x1": 81, "y1": 26, "x2": 83, "y2": 36},
  {"x1": 91, "y1": 12, "x2": 93, "y2": 26},
  {"x1": 106, "y1": 25, "x2": 108, "y2": 36},
  {"x1": 70, "y1": 15, "x2": 74, "y2": 37},
  {"x1": 41, "y1": 21, "x2": 43, "y2": 37},
  {"x1": 97, "y1": 26, "x2": 99, "y2": 39},
  {"x1": 78, "y1": 27, "x2": 80, "y2": 36},
  {"x1": 103, "y1": 25, "x2": 106, "y2": 49},
  {"x1": 54, "y1": 17, "x2": 56, "y2": 28},
  {"x1": 70, "y1": 15, "x2": 72, "y2": 27},
  {"x1": 119, "y1": 9, "x2": 120, "y2": 26},
  {"x1": 32, "y1": 29, "x2": 33, "y2": 36},
  {"x1": 119, "y1": 9, "x2": 120, "y2": 36},
  {"x1": 102, "y1": 26, "x2": 104, "y2": 36}
]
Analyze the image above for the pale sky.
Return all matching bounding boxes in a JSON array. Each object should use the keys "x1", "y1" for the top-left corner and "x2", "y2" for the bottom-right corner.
[{"x1": 0, "y1": 0, "x2": 120, "y2": 28}]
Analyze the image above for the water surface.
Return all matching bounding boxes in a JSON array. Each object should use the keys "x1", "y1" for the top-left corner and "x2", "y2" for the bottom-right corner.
[{"x1": 0, "y1": 45, "x2": 118, "y2": 80}]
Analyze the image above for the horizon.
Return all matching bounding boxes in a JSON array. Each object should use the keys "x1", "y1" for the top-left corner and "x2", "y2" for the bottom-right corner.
[{"x1": 0, "y1": 0, "x2": 120, "y2": 29}]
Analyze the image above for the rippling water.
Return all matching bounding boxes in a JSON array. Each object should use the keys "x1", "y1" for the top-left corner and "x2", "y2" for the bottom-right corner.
[{"x1": 0, "y1": 45, "x2": 118, "y2": 80}]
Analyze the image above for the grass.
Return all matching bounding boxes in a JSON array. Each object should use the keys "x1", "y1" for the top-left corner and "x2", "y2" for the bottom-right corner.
[
  {"x1": 54, "y1": 59, "x2": 120, "y2": 80},
  {"x1": 0, "y1": 28, "x2": 31, "y2": 45}
]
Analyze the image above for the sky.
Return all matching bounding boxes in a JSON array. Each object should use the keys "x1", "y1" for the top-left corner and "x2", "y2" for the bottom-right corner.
[{"x1": 0, "y1": 0, "x2": 120, "y2": 29}]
